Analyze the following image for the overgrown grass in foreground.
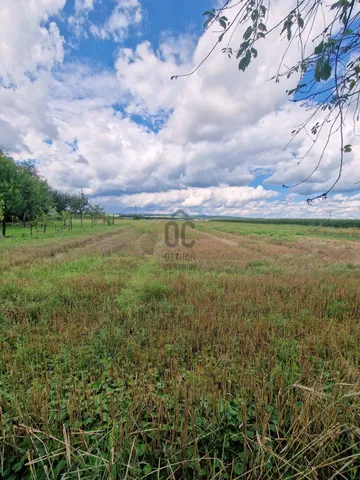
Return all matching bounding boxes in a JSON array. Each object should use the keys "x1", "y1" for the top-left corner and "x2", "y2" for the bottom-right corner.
[{"x1": 1, "y1": 221, "x2": 360, "y2": 478}]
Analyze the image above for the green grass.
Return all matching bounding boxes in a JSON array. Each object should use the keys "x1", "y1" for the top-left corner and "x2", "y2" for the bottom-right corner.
[
  {"x1": 0, "y1": 218, "x2": 131, "y2": 247},
  {"x1": 199, "y1": 220, "x2": 360, "y2": 241},
  {"x1": 1, "y1": 220, "x2": 360, "y2": 478},
  {"x1": 211, "y1": 217, "x2": 360, "y2": 229}
]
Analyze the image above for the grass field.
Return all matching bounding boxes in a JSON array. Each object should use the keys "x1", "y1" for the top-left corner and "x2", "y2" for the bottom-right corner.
[{"x1": 1, "y1": 220, "x2": 360, "y2": 479}]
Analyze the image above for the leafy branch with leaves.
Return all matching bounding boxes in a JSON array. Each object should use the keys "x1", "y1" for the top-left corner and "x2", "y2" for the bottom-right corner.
[{"x1": 172, "y1": 0, "x2": 360, "y2": 203}]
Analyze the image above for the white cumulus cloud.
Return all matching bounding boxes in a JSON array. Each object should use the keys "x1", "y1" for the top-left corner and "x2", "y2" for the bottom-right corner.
[
  {"x1": 0, "y1": 0, "x2": 359, "y2": 218},
  {"x1": 90, "y1": 0, "x2": 142, "y2": 42},
  {"x1": 0, "y1": 0, "x2": 65, "y2": 87},
  {"x1": 75, "y1": 0, "x2": 95, "y2": 11}
]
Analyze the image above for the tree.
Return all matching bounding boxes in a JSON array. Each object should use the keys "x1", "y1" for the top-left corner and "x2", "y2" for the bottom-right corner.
[
  {"x1": 172, "y1": 0, "x2": 360, "y2": 202},
  {"x1": 60, "y1": 210, "x2": 71, "y2": 230},
  {"x1": 89, "y1": 204, "x2": 106, "y2": 225},
  {"x1": 0, "y1": 198, "x2": 4, "y2": 241},
  {"x1": 17, "y1": 162, "x2": 53, "y2": 226},
  {"x1": 0, "y1": 152, "x2": 56, "y2": 237},
  {"x1": 69, "y1": 190, "x2": 90, "y2": 227},
  {"x1": 51, "y1": 189, "x2": 71, "y2": 214},
  {"x1": 0, "y1": 152, "x2": 23, "y2": 237},
  {"x1": 32, "y1": 209, "x2": 57, "y2": 235},
  {"x1": 0, "y1": 152, "x2": 101, "y2": 238}
]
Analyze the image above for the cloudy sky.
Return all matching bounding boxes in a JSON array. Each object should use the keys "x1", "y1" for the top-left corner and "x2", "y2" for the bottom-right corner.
[{"x1": 1, "y1": 0, "x2": 360, "y2": 218}]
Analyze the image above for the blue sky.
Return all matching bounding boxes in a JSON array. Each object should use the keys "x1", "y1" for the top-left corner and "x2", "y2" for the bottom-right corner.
[
  {"x1": 0, "y1": 0, "x2": 359, "y2": 217},
  {"x1": 57, "y1": 0, "x2": 209, "y2": 68}
]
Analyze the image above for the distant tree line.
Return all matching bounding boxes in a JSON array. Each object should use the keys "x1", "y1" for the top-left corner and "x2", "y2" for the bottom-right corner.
[
  {"x1": 213, "y1": 218, "x2": 360, "y2": 229},
  {"x1": 0, "y1": 151, "x2": 108, "y2": 239}
]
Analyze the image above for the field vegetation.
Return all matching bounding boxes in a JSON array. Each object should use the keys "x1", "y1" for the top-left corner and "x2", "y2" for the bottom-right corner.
[
  {"x1": 213, "y1": 218, "x2": 360, "y2": 229},
  {"x1": 1, "y1": 220, "x2": 360, "y2": 479}
]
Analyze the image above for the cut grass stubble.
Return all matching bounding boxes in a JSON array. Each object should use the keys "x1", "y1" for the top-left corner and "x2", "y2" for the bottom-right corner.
[{"x1": 1, "y1": 220, "x2": 360, "y2": 478}]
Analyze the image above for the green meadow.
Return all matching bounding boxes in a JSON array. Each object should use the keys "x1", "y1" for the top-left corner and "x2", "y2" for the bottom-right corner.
[{"x1": 1, "y1": 220, "x2": 360, "y2": 479}]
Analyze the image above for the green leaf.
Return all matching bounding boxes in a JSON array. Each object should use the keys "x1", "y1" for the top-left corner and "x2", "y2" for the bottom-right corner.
[
  {"x1": 260, "y1": 5, "x2": 267, "y2": 16},
  {"x1": 314, "y1": 41, "x2": 324, "y2": 55},
  {"x1": 143, "y1": 464, "x2": 152, "y2": 475},
  {"x1": 258, "y1": 23, "x2": 267, "y2": 32},
  {"x1": 315, "y1": 58, "x2": 332, "y2": 82},
  {"x1": 315, "y1": 58, "x2": 322, "y2": 82},
  {"x1": 344, "y1": 144, "x2": 352, "y2": 153},
  {"x1": 12, "y1": 456, "x2": 27, "y2": 473},
  {"x1": 203, "y1": 10, "x2": 215, "y2": 28},
  {"x1": 219, "y1": 32, "x2": 225, "y2": 43},
  {"x1": 251, "y1": 47, "x2": 258, "y2": 58},
  {"x1": 243, "y1": 26, "x2": 253, "y2": 40},
  {"x1": 239, "y1": 57, "x2": 247, "y2": 71},
  {"x1": 321, "y1": 59, "x2": 332, "y2": 80},
  {"x1": 238, "y1": 50, "x2": 251, "y2": 72},
  {"x1": 234, "y1": 462, "x2": 245, "y2": 475},
  {"x1": 298, "y1": 16, "x2": 304, "y2": 28},
  {"x1": 219, "y1": 18, "x2": 227, "y2": 29},
  {"x1": 281, "y1": 19, "x2": 289, "y2": 35},
  {"x1": 236, "y1": 41, "x2": 249, "y2": 58},
  {"x1": 330, "y1": 0, "x2": 344, "y2": 10},
  {"x1": 251, "y1": 9, "x2": 258, "y2": 21}
]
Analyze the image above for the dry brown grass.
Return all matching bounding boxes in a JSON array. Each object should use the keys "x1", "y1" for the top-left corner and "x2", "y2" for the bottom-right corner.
[{"x1": 1, "y1": 220, "x2": 360, "y2": 478}]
